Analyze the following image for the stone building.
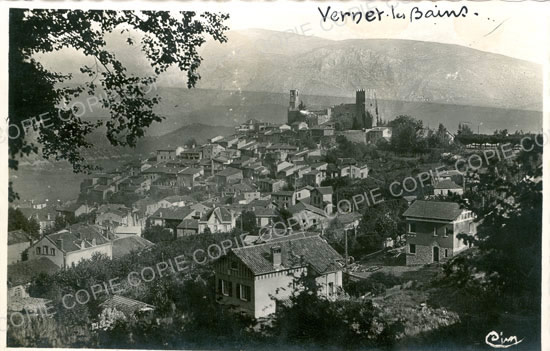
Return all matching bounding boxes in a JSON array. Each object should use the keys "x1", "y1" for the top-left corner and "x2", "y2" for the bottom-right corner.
[
  {"x1": 287, "y1": 89, "x2": 379, "y2": 131},
  {"x1": 403, "y1": 200, "x2": 476, "y2": 265}
]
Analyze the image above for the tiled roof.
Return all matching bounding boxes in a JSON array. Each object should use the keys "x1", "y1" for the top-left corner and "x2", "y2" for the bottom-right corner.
[
  {"x1": 227, "y1": 182, "x2": 256, "y2": 192},
  {"x1": 231, "y1": 235, "x2": 344, "y2": 275},
  {"x1": 94, "y1": 185, "x2": 113, "y2": 191},
  {"x1": 178, "y1": 167, "x2": 202, "y2": 175},
  {"x1": 217, "y1": 167, "x2": 242, "y2": 177},
  {"x1": 100, "y1": 295, "x2": 155, "y2": 316},
  {"x1": 47, "y1": 224, "x2": 112, "y2": 252},
  {"x1": 288, "y1": 201, "x2": 327, "y2": 218},
  {"x1": 200, "y1": 207, "x2": 233, "y2": 223},
  {"x1": 135, "y1": 197, "x2": 157, "y2": 205},
  {"x1": 19, "y1": 207, "x2": 57, "y2": 222},
  {"x1": 260, "y1": 178, "x2": 284, "y2": 184},
  {"x1": 403, "y1": 200, "x2": 463, "y2": 221},
  {"x1": 267, "y1": 143, "x2": 298, "y2": 150},
  {"x1": 8, "y1": 257, "x2": 60, "y2": 286},
  {"x1": 272, "y1": 191, "x2": 295, "y2": 197},
  {"x1": 254, "y1": 207, "x2": 278, "y2": 217},
  {"x1": 8, "y1": 296, "x2": 51, "y2": 313},
  {"x1": 57, "y1": 202, "x2": 84, "y2": 213},
  {"x1": 150, "y1": 207, "x2": 195, "y2": 221},
  {"x1": 112, "y1": 236, "x2": 153, "y2": 258},
  {"x1": 97, "y1": 204, "x2": 129, "y2": 214},
  {"x1": 306, "y1": 170, "x2": 320, "y2": 175},
  {"x1": 142, "y1": 166, "x2": 179, "y2": 174},
  {"x1": 434, "y1": 179, "x2": 462, "y2": 189},
  {"x1": 162, "y1": 195, "x2": 192, "y2": 203},
  {"x1": 246, "y1": 199, "x2": 273, "y2": 209},
  {"x1": 8, "y1": 230, "x2": 31, "y2": 245},
  {"x1": 310, "y1": 125, "x2": 334, "y2": 130}
]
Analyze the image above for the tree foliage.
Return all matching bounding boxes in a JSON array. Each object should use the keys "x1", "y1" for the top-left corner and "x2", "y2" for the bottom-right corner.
[
  {"x1": 356, "y1": 199, "x2": 408, "y2": 254},
  {"x1": 457, "y1": 122, "x2": 473, "y2": 135},
  {"x1": 9, "y1": 9, "x2": 229, "y2": 201},
  {"x1": 269, "y1": 273, "x2": 400, "y2": 348},
  {"x1": 387, "y1": 115, "x2": 426, "y2": 154},
  {"x1": 143, "y1": 225, "x2": 174, "y2": 243},
  {"x1": 8, "y1": 207, "x2": 41, "y2": 238},
  {"x1": 443, "y1": 138, "x2": 542, "y2": 311},
  {"x1": 235, "y1": 210, "x2": 258, "y2": 235}
]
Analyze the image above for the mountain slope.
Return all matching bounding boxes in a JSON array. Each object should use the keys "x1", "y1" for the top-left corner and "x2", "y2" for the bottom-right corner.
[
  {"x1": 190, "y1": 29, "x2": 541, "y2": 111},
  {"x1": 146, "y1": 88, "x2": 542, "y2": 135},
  {"x1": 37, "y1": 28, "x2": 542, "y2": 135}
]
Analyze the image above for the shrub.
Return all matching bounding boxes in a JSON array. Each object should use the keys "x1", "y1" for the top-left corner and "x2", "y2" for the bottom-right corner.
[{"x1": 346, "y1": 272, "x2": 402, "y2": 297}]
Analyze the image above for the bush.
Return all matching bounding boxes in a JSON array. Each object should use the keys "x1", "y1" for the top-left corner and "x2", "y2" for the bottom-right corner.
[{"x1": 346, "y1": 272, "x2": 402, "y2": 297}]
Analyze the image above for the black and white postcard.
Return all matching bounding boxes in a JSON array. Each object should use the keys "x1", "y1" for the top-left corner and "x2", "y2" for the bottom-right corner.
[{"x1": 1, "y1": 1, "x2": 548, "y2": 350}]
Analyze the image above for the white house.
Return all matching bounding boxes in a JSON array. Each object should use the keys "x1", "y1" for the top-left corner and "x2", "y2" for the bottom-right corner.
[
  {"x1": 214, "y1": 235, "x2": 344, "y2": 318},
  {"x1": 198, "y1": 207, "x2": 236, "y2": 233}
]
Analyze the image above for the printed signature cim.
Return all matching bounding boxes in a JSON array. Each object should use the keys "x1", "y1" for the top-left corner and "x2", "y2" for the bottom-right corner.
[{"x1": 485, "y1": 331, "x2": 523, "y2": 348}]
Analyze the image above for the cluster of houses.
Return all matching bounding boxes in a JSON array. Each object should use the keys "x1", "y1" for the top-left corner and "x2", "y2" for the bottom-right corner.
[{"x1": 7, "y1": 89, "x2": 476, "y2": 320}]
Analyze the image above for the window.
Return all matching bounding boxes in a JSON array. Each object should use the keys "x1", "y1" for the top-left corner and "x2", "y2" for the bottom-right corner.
[
  {"x1": 445, "y1": 226, "x2": 454, "y2": 236},
  {"x1": 230, "y1": 261, "x2": 238, "y2": 270},
  {"x1": 469, "y1": 223, "x2": 474, "y2": 233},
  {"x1": 51, "y1": 248, "x2": 55, "y2": 256},
  {"x1": 221, "y1": 280, "x2": 232, "y2": 297},
  {"x1": 328, "y1": 282, "x2": 334, "y2": 296},
  {"x1": 409, "y1": 244, "x2": 416, "y2": 254},
  {"x1": 237, "y1": 284, "x2": 251, "y2": 301},
  {"x1": 444, "y1": 249, "x2": 449, "y2": 258},
  {"x1": 409, "y1": 222, "x2": 416, "y2": 233},
  {"x1": 36, "y1": 247, "x2": 41, "y2": 255},
  {"x1": 43, "y1": 246, "x2": 48, "y2": 254},
  {"x1": 433, "y1": 226, "x2": 438, "y2": 236}
]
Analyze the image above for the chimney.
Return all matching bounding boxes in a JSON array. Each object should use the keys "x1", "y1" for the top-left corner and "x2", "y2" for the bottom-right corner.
[
  {"x1": 91, "y1": 238, "x2": 96, "y2": 246},
  {"x1": 159, "y1": 211, "x2": 163, "y2": 218},
  {"x1": 271, "y1": 246, "x2": 282, "y2": 268},
  {"x1": 56, "y1": 239, "x2": 63, "y2": 251}
]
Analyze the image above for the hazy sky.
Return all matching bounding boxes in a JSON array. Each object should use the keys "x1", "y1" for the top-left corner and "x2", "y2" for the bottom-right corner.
[
  {"x1": 179, "y1": 0, "x2": 548, "y2": 64},
  {"x1": 11, "y1": 0, "x2": 548, "y2": 64}
]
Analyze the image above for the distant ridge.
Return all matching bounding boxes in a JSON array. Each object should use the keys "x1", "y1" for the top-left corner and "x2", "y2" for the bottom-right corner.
[{"x1": 190, "y1": 29, "x2": 541, "y2": 111}]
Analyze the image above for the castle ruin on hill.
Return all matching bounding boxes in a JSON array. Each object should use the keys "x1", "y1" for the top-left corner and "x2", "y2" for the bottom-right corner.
[{"x1": 287, "y1": 89, "x2": 380, "y2": 130}]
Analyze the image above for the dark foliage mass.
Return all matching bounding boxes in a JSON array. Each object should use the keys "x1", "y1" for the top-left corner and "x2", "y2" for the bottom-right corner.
[
  {"x1": 9, "y1": 9, "x2": 229, "y2": 201},
  {"x1": 8, "y1": 207, "x2": 40, "y2": 238},
  {"x1": 442, "y1": 140, "x2": 542, "y2": 311}
]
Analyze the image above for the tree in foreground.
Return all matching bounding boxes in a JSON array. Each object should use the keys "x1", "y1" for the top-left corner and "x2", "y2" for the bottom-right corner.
[
  {"x1": 9, "y1": 9, "x2": 229, "y2": 201},
  {"x1": 444, "y1": 138, "x2": 542, "y2": 312},
  {"x1": 269, "y1": 273, "x2": 401, "y2": 348}
]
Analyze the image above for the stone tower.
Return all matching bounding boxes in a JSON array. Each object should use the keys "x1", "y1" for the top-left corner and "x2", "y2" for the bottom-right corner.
[
  {"x1": 289, "y1": 89, "x2": 299, "y2": 110},
  {"x1": 354, "y1": 89, "x2": 378, "y2": 129},
  {"x1": 288, "y1": 89, "x2": 302, "y2": 125},
  {"x1": 366, "y1": 89, "x2": 379, "y2": 128}
]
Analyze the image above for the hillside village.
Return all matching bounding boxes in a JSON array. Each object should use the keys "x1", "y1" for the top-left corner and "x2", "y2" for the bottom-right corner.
[{"x1": 7, "y1": 88, "x2": 540, "y2": 348}]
